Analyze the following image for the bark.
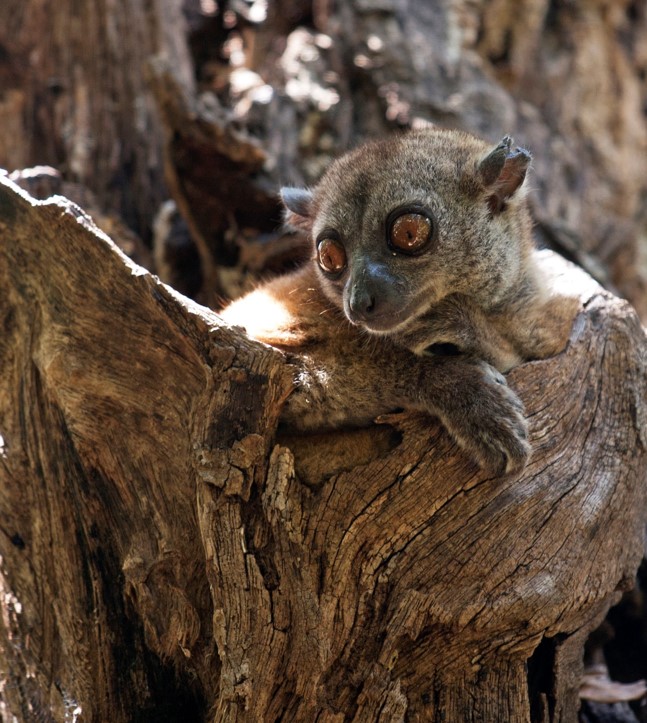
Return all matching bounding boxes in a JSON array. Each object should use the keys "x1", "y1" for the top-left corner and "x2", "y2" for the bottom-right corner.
[
  {"x1": 0, "y1": 0, "x2": 194, "y2": 240},
  {"x1": 146, "y1": 57, "x2": 282, "y2": 304},
  {"x1": 0, "y1": 176, "x2": 645, "y2": 721}
]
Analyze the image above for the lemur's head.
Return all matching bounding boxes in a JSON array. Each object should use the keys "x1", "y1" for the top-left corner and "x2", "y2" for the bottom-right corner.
[{"x1": 281, "y1": 128, "x2": 533, "y2": 335}]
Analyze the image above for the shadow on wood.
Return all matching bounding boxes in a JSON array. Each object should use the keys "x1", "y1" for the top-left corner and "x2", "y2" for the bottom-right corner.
[{"x1": 0, "y1": 177, "x2": 645, "y2": 721}]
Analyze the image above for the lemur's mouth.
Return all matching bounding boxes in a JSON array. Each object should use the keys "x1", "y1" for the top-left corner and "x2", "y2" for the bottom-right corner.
[{"x1": 346, "y1": 299, "x2": 420, "y2": 335}]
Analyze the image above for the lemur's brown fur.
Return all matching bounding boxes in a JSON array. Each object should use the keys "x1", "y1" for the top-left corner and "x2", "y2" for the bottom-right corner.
[{"x1": 222, "y1": 128, "x2": 577, "y2": 475}]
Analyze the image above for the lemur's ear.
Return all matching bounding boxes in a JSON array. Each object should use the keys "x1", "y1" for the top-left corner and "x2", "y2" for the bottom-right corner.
[
  {"x1": 280, "y1": 187, "x2": 313, "y2": 225},
  {"x1": 477, "y1": 136, "x2": 532, "y2": 215}
]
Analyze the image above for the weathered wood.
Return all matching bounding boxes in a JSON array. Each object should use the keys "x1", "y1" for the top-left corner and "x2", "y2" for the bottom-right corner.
[
  {"x1": 0, "y1": 177, "x2": 291, "y2": 720},
  {"x1": 0, "y1": 173, "x2": 645, "y2": 720},
  {"x1": 0, "y1": 0, "x2": 194, "y2": 239},
  {"x1": 147, "y1": 57, "x2": 282, "y2": 304}
]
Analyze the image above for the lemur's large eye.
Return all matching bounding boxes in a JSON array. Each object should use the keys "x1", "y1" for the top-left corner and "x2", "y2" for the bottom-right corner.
[
  {"x1": 317, "y1": 237, "x2": 347, "y2": 274},
  {"x1": 387, "y1": 209, "x2": 435, "y2": 255}
]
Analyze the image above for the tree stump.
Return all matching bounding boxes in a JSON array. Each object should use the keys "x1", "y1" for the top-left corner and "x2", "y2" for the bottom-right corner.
[{"x1": 0, "y1": 177, "x2": 645, "y2": 721}]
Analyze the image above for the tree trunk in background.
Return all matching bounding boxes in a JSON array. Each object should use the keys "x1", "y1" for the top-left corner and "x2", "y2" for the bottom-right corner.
[
  {"x1": 1, "y1": 0, "x2": 645, "y2": 315},
  {"x1": 0, "y1": 0, "x2": 193, "y2": 240},
  {"x1": 0, "y1": 1, "x2": 646, "y2": 721}
]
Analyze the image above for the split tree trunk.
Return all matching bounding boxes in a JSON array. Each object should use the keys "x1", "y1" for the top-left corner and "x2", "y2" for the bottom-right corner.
[{"x1": 0, "y1": 173, "x2": 645, "y2": 721}]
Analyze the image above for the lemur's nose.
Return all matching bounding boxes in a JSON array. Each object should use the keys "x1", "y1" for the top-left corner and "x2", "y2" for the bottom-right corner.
[{"x1": 349, "y1": 287, "x2": 376, "y2": 320}]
